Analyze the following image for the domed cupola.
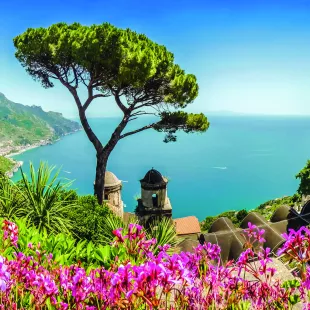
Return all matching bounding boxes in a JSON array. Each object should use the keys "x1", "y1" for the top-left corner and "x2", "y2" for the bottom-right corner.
[
  {"x1": 136, "y1": 168, "x2": 172, "y2": 225},
  {"x1": 105, "y1": 171, "x2": 122, "y2": 189},
  {"x1": 95, "y1": 171, "x2": 124, "y2": 218},
  {"x1": 140, "y1": 168, "x2": 168, "y2": 190}
]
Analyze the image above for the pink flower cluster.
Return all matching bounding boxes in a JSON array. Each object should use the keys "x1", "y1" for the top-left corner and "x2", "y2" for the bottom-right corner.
[
  {"x1": 2, "y1": 220, "x2": 18, "y2": 247},
  {"x1": 0, "y1": 220, "x2": 308, "y2": 309}
]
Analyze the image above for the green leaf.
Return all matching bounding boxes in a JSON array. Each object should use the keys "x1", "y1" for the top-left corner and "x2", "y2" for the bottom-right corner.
[{"x1": 288, "y1": 294, "x2": 300, "y2": 305}]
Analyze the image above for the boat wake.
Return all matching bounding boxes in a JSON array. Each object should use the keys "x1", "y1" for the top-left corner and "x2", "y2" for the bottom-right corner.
[
  {"x1": 212, "y1": 166, "x2": 227, "y2": 170},
  {"x1": 64, "y1": 171, "x2": 71, "y2": 174}
]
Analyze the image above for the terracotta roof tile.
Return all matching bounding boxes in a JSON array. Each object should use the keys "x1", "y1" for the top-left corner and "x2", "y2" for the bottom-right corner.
[{"x1": 174, "y1": 216, "x2": 201, "y2": 235}]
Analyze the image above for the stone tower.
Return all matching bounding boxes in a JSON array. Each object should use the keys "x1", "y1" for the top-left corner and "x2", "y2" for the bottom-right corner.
[
  {"x1": 103, "y1": 171, "x2": 124, "y2": 218},
  {"x1": 136, "y1": 168, "x2": 172, "y2": 225}
]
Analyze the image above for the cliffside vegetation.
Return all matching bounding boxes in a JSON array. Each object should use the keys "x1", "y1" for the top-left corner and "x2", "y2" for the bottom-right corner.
[
  {"x1": 296, "y1": 159, "x2": 310, "y2": 196},
  {"x1": 0, "y1": 92, "x2": 81, "y2": 152},
  {"x1": 0, "y1": 156, "x2": 14, "y2": 176},
  {"x1": 255, "y1": 194, "x2": 301, "y2": 219},
  {"x1": 201, "y1": 209, "x2": 249, "y2": 232}
]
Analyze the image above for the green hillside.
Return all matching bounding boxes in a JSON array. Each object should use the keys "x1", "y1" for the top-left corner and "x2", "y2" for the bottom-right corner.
[
  {"x1": 0, "y1": 92, "x2": 81, "y2": 150},
  {"x1": 0, "y1": 156, "x2": 14, "y2": 175}
]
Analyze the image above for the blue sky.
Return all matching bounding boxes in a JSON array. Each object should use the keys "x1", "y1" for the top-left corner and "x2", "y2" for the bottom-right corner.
[{"x1": 1, "y1": 0, "x2": 310, "y2": 117}]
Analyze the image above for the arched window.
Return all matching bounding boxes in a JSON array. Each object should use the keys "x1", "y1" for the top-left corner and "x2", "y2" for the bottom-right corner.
[
  {"x1": 104, "y1": 193, "x2": 109, "y2": 200},
  {"x1": 152, "y1": 194, "x2": 158, "y2": 208}
]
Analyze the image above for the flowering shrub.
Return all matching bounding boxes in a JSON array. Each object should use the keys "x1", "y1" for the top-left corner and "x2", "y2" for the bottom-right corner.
[{"x1": 0, "y1": 220, "x2": 308, "y2": 309}]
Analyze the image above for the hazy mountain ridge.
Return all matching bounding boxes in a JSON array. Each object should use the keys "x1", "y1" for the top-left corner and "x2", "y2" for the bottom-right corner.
[{"x1": 0, "y1": 92, "x2": 81, "y2": 155}]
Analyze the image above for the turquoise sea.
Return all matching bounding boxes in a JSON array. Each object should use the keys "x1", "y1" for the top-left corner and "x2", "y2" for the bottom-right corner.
[{"x1": 11, "y1": 116, "x2": 310, "y2": 221}]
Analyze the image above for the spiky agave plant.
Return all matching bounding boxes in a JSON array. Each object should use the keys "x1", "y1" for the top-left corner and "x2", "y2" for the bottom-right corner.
[
  {"x1": 17, "y1": 162, "x2": 77, "y2": 234},
  {"x1": 100, "y1": 212, "x2": 132, "y2": 245},
  {"x1": 0, "y1": 176, "x2": 23, "y2": 220},
  {"x1": 146, "y1": 217, "x2": 181, "y2": 254}
]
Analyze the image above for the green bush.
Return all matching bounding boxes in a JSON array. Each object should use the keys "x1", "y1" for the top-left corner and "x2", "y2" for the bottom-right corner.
[
  {"x1": 255, "y1": 195, "x2": 302, "y2": 220},
  {"x1": 201, "y1": 216, "x2": 217, "y2": 232},
  {"x1": 236, "y1": 209, "x2": 248, "y2": 222},
  {"x1": 201, "y1": 209, "x2": 248, "y2": 232},
  {"x1": 68, "y1": 195, "x2": 112, "y2": 244}
]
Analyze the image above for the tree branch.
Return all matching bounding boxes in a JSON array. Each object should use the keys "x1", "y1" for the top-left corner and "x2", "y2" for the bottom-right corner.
[
  {"x1": 120, "y1": 123, "x2": 156, "y2": 139},
  {"x1": 83, "y1": 94, "x2": 108, "y2": 111},
  {"x1": 115, "y1": 94, "x2": 128, "y2": 114},
  {"x1": 128, "y1": 111, "x2": 157, "y2": 122},
  {"x1": 55, "y1": 74, "x2": 103, "y2": 152},
  {"x1": 131, "y1": 100, "x2": 161, "y2": 111}
]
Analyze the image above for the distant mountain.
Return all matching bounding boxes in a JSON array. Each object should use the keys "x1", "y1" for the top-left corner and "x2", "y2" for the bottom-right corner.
[{"x1": 0, "y1": 92, "x2": 81, "y2": 153}]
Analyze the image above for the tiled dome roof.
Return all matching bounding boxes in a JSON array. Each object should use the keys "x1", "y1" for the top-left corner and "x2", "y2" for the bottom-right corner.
[{"x1": 140, "y1": 168, "x2": 165, "y2": 185}]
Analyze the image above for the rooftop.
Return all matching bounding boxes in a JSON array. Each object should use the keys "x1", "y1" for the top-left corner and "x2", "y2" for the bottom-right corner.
[
  {"x1": 105, "y1": 171, "x2": 122, "y2": 187},
  {"x1": 140, "y1": 168, "x2": 166, "y2": 185},
  {"x1": 174, "y1": 216, "x2": 201, "y2": 235}
]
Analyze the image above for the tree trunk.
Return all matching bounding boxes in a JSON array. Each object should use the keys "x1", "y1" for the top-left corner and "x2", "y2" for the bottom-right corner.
[
  {"x1": 94, "y1": 152, "x2": 109, "y2": 205},
  {"x1": 67, "y1": 88, "x2": 129, "y2": 205}
]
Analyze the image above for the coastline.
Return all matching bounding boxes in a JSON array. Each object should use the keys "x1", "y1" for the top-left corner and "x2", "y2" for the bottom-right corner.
[
  {"x1": 1, "y1": 129, "x2": 82, "y2": 178},
  {"x1": 4, "y1": 158, "x2": 23, "y2": 178},
  {"x1": 6, "y1": 143, "x2": 46, "y2": 158}
]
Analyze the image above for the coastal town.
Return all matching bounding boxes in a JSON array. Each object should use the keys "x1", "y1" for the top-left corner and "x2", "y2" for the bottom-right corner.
[
  {"x1": 0, "y1": 129, "x2": 82, "y2": 178},
  {"x1": 0, "y1": 139, "x2": 53, "y2": 157}
]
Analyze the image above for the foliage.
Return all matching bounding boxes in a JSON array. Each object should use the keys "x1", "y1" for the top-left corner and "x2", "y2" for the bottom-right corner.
[
  {"x1": 16, "y1": 162, "x2": 77, "y2": 234},
  {"x1": 1, "y1": 217, "x2": 113, "y2": 269},
  {"x1": 154, "y1": 111, "x2": 209, "y2": 142},
  {"x1": 14, "y1": 22, "x2": 209, "y2": 204},
  {"x1": 0, "y1": 156, "x2": 14, "y2": 175},
  {"x1": 69, "y1": 195, "x2": 113, "y2": 243},
  {"x1": 0, "y1": 92, "x2": 80, "y2": 150},
  {"x1": 255, "y1": 194, "x2": 301, "y2": 220},
  {"x1": 13, "y1": 22, "x2": 209, "y2": 141},
  {"x1": 146, "y1": 216, "x2": 180, "y2": 254},
  {"x1": 0, "y1": 177, "x2": 23, "y2": 219},
  {"x1": 296, "y1": 159, "x2": 310, "y2": 196},
  {"x1": 236, "y1": 208, "x2": 248, "y2": 222},
  {"x1": 201, "y1": 209, "x2": 248, "y2": 232},
  {"x1": 0, "y1": 219, "x2": 308, "y2": 309},
  {"x1": 100, "y1": 213, "x2": 180, "y2": 254},
  {"x1": 100, "y1": 212, "x2": 129, "y2": 245}
]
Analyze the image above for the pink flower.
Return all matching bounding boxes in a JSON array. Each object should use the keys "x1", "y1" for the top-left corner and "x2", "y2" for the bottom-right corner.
[
  {"x1": 2, "y1": 220, "x2": 18, "y2": 247},
  {"x1": 0, "y1": 256, "x2": 10, "y2": 291}
]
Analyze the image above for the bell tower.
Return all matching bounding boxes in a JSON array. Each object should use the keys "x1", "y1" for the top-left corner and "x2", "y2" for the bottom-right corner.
[{"x1": 135, "y1": 168, "x2": 172, "y2": 225}]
